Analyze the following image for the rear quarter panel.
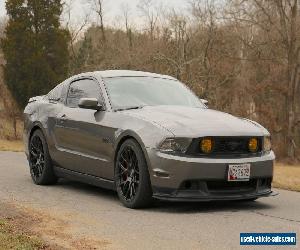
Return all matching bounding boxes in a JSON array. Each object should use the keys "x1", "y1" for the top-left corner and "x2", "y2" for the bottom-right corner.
[
  {"x1": 23, "y1": 98, "x2": 63, "y2": 159},
  {"x1": 24, "y1": 100, "x2": 43, "y2": 157}
]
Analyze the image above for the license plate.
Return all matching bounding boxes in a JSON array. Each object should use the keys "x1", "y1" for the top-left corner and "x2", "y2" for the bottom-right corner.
[{"x1": 227, "y1": 164, "x2": 250, "y2": 181}]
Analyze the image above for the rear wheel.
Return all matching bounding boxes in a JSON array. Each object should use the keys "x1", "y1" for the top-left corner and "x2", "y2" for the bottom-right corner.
[
  {"x1": 115, "y1": 139, "x2": 153, "y2": 208},
  {"x1": 29, "y1": 130, "x2": 57, "y2": 185}
]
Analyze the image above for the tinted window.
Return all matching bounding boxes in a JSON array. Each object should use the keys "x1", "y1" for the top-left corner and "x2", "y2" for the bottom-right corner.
[
  {"x1": 104, "y1": 77, "x2": 205, "y2": 109},
  {"x1": 66, "y1": 79, "x2": 101, "y2": 108}
]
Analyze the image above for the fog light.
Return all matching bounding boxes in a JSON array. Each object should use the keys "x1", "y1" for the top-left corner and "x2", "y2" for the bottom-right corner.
[
  {"x1": 200, "y1": 138, "x2": 213, "y2": 153},
  {"x1": 248, "y1": 138, "x2": 258, "y2": 152}
]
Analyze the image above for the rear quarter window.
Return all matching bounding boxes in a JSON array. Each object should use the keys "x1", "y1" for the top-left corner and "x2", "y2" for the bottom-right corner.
[
  {"x1": 47, "y1": 81, "x2": 69, "y2": 103},
  {"x1": 48, "y1": 84, "x2": 63, "y2": 101}
]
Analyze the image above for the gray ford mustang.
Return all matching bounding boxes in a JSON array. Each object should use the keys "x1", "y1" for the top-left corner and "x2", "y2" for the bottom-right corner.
[{"x1": 24, "y1": 70, "x2": 276, "y2": 208}]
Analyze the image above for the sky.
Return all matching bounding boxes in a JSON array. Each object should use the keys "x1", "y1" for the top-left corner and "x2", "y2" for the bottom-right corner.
[{"x1": 0, "y1": 0, "x2": 188, "y2": 27}]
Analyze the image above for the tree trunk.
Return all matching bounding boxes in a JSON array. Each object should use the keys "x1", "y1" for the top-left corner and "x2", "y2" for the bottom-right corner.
[
  {"x1": 279, "y1": 0, "x2": 299, "y2": 159},
  {"x1": 13, "y1": 117, "x2": 17, "y2": 140}
]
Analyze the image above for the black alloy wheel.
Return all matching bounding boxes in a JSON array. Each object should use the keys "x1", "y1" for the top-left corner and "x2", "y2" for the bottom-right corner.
[
  {"x1": 29, "y1": 130, "x2": 57, "y2": 185},
  {"x1": 115, "y1": 139, "x2": 153, "y2": 208},
  {"x1": 29, "y1": 135, "x2": 45, "y2": 181},
  {"x1": 117, "y1": 145, "x2": 140, "y2": 201}
]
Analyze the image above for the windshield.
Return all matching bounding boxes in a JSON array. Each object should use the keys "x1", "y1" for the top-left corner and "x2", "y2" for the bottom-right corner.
[{"x1": 104, "y1": 77, "x2": 205, "y2": 109}]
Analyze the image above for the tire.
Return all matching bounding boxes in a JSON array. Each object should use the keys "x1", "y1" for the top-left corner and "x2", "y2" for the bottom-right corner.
[
  {"x1": 28, "y1": 129, "x2": 58, "y2": 185},
  {"x1": 115, "y1": 139, "x2": 153, "y2": 208}
]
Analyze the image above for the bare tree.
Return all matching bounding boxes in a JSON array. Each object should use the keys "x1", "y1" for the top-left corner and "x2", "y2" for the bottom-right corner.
[
  {"x1": 0, "y1": 0, "x2": 288, "y2": 157},
  {"x1": 0, "y1": 17, "x2": 7, "y2": 39},
  {"x1": 226, "y1": 0, "x2": 300, "y2": 159},
  {"x1": 0, "y1": 17, "x2": 20, "y2": 139},
  {"x1": 90, "y1": 0, "x2": 106, "y2": 42},
  {"x1": 0, "y1": 63, "x2": 20, "y2": 139},
  {"x1": 121, "y1": 3, "x2": 133, "y2": 49},
  {"x1": 64, "y1": 0, "x2": 91, "y2": 59},
  {"x1": 138, "y1": 0, "x2": 159, "y2": 40}
]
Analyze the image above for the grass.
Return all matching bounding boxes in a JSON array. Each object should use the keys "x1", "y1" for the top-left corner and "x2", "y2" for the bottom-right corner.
[
  {"x1": 273, "y1": 164, "x2": 300, "y2": 192},
  {"x1": 0, "y1": 219, "x2": 45, "y2": 250},
  {"x1": 0, "y1": 139, "x2": 24, "y2": 152},
  {"x1": 0, "y1": 117, "x2": 23, "y2": 140},
  {"x1": 0, "y1": 116, "x2": 23, "y2": 151}
]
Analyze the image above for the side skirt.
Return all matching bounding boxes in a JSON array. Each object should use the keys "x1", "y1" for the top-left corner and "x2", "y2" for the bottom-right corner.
[{"x1": 54, "y1": 166, "x2": 116, "y2": 191}]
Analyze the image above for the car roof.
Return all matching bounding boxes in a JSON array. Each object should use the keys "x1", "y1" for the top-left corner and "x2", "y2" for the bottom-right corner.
[{"x1": 75, "y1": 70, "x2": 177, "y2": 80}]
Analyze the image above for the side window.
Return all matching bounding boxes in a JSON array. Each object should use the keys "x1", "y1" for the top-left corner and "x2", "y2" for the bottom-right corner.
[{"x1": 66, "y1": 79, "x2": 102, "y2": 108}]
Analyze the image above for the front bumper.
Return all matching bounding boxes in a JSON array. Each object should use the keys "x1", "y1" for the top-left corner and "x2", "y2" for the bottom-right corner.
[{"x1": 146, "y1": 149, "x2": 276, "y2": 201}]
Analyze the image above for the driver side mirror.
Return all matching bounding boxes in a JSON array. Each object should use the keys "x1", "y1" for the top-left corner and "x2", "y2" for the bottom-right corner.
[
  {"x1": 78, "y1": 98, "x2": 103, "y2": 111},
  {"x1": 201, "y1": 99, "x2": 208, "y2": 106}
]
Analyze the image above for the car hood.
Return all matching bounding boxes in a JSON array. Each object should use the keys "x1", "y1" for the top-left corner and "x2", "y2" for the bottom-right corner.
[{"x1": 123, "y1": 106, "x2": 268, "y2": 137}]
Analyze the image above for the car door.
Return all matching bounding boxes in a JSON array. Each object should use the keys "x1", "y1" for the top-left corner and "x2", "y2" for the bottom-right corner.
[{"x1": 53, "y1": 77, "x2": 114, "y2": 179}]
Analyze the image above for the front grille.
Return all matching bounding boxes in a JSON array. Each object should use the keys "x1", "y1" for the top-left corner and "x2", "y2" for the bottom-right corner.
[
  {"x1": 178, "y1": 178, "x2": 271, "y2": 196},
  {"x1": 206, "y1": 179, "x2": 257, "y2": 193},
  {"x1": 186, "y1": 136, "x2": 263, "y2": 158}
]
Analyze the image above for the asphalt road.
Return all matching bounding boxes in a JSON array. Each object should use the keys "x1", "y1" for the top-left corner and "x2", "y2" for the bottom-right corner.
[{"x1": 0, "y1": 151, "x2": 299, "y2": 250}]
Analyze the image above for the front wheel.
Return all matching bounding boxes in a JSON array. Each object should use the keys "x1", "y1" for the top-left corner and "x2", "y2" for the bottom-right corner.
[{"x1": 115, "y1": 139, "x2": 153, "y2": 208}]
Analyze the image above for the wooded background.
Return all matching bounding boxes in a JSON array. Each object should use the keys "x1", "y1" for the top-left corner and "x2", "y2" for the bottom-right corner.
[{"x1": 0, "y1": 0, "x2": 299, "y2": 160}]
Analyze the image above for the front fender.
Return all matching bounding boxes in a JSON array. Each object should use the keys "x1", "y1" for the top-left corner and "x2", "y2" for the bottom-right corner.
[
  {"x1": 113, "y1": 126, "x2": 171, "y2": 177},
  {"x1": 113, "y1": 130, "x2": 150, "y2": 168}
]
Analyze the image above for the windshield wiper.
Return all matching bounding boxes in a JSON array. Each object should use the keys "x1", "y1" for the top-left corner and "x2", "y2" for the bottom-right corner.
[{"x1": 114, "y1": 106, "x2": 145, "y2": 112}]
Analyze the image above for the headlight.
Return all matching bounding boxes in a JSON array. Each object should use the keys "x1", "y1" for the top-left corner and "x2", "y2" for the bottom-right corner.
[
  {"x1": 263, "y1": 136, "x2": 271, "y2": 152},
  {"x1": 200, "y1": 138, "x2": 213, "y2": 153},
  {"x1": 248, "y1": 138, "x2": 258, "y2": 152},
  {"x1": 159, "y1": 138, "x2": 192, "y2": 153}
]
